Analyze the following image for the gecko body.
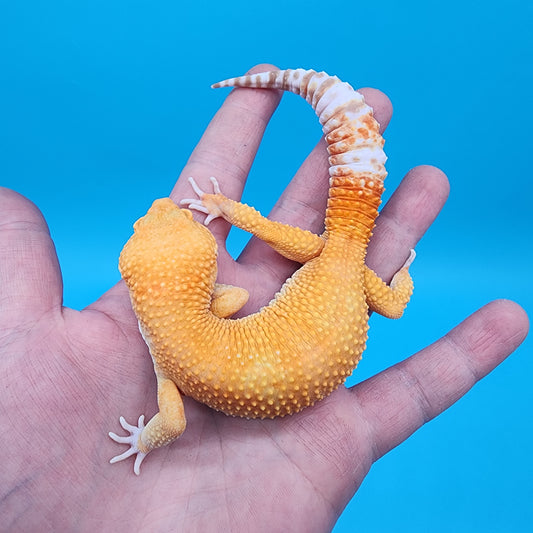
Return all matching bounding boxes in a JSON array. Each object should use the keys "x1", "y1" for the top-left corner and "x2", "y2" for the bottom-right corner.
[{"x1": 110, "y1": 69, "x2": 415, "y2": 474}]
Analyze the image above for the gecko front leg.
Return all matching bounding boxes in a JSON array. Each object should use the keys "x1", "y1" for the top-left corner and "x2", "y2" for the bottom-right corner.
[
  {"x1": 109, "y1": 415, "x2": 148, "y2": 475},
  {"x1": 109, "y1": 372, "x2": 186, "y2": 475}
]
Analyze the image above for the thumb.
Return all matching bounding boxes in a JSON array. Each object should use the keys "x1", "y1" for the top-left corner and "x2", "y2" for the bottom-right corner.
[{"x1": 0, "y1": 187, "x2": 63, "y2": 326}]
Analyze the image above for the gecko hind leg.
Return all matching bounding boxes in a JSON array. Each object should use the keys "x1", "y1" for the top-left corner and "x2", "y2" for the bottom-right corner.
[
  {"x1": 181, "y1": 176, "x2": 325, "y2": 264},
  {"x1": 364, "y1": 250, "x2": 416, "y2": 319},
  {"x1": 182, "y1": 177, "x2": 223, "y2": 225}
]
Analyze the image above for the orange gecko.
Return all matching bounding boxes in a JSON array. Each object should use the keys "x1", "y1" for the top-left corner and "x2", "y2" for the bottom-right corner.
[{"x1": 109, "y1": 68, "x2": 415, "y2": 474}]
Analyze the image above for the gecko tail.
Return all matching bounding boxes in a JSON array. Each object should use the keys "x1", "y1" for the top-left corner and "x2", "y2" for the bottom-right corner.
[
  {"x1": 212, "y1": 68, "x2": 387, "y2": 238},
  {"x1": 212, "y1": 68, "x2": 386, "y2": 179},
  {"x1": 212, "y1": 69, "x2": 324, "y2": 99}
]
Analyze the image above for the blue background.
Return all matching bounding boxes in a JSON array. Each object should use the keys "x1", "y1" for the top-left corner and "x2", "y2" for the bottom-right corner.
[{"x1": 1, "y1": 1, "x2": 531, "y2": 531}]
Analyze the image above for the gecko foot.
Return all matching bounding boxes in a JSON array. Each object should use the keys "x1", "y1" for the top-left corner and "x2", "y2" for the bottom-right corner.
[
  {"x1": 180, "y1": 176, "x2": 223, "y2": 225},
  {"x1": 109, "y1": 415, "x2": 148, "y2": 475},
  {"x1": 404, "y1": 249, "x2": 416, "y2": 269}
]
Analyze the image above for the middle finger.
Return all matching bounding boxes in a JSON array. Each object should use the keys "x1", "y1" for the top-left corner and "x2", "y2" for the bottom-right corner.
[{"x1": 238, "y1": 87, "x2": 394, "y2": 271}]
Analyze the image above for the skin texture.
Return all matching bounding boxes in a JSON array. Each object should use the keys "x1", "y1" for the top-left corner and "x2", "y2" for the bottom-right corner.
[
  {"x1": 112, "y1": 70, "x2": 416, "y2": 472},
  {"x1": 0, "y1": 64, "x2": 528, "y2": 531}
]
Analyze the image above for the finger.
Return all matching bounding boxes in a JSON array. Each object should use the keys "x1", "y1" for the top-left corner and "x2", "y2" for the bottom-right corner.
[
  {"x1": 236, "y1": 164, "x2": 447, "y2": 311},
  {"x1": 352, "y1": 299, "x2": 529, "y2": 461},
  {"x1": 170, "y1": 63, "x2": 282, "y2": 244},
  {"x1": 89, "y1": 65, "x2": 282, "y2": 321},
  {"x1": 237, "y1": 88, "x2": 394, "y2": 271},
  {"x1": 0, "y1": 188, "x2": 63, "y2": 325},
  {"x1": 366, "y1": 164, "x2": 450, "y2": 282}
]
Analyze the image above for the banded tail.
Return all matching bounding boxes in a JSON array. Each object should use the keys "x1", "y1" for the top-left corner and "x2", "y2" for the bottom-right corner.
[{"x1": 213, "y1": 68, "x2": 387, "y2": 241}]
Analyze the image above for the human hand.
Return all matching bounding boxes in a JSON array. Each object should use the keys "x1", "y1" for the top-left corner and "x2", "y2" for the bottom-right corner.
[{"x1": 1, "y1": 64, "x2": 528, "y2": 532}]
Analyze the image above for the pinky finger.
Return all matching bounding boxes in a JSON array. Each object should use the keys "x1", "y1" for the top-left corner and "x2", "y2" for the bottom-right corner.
[{"x1": 352, "y1": 299, "x2": 529, "y2": 461}]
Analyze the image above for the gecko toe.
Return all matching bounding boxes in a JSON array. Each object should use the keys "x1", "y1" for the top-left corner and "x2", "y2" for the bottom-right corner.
[{"x1": 109, "y1": 415, "x2": 148, "y2": 475}]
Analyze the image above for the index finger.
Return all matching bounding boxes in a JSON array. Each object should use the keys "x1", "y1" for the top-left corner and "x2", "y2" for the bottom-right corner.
[
  {"x1": 170, "y1": 64, "x2": 282, "y2": 243},
  {"x1": 88, "y1": 64, "x2": 281, "y2": 318}
]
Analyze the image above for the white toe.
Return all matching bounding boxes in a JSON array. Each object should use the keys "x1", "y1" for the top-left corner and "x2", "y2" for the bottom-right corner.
[{"x1": 109, "y1": 415, "x2": 148, "y2": 475}]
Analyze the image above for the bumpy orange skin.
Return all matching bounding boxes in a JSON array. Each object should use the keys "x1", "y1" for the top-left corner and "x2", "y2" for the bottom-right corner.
[
  {"x1": 120, "y1": 199, "x2": 369, "y2": 419},
  {"x1": 110, "y1": 69, "x2": 415, "y2": 474}
]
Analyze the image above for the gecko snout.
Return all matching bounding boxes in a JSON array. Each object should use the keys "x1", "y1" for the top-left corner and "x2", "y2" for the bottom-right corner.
[{"x1": 133, "y1": 198, "x2": 195, "y2": 232}]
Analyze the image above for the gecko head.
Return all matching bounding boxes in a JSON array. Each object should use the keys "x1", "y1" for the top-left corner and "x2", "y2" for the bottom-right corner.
[
  {"x1": 131, "y1": 198, "x2": 216, "y2": 241},
  {"x1": 119, "y1": 198, "x2": 217, "y2": 282},
  {"x1": 133, "y1": 198, "x2": 196, "y2": 230}
]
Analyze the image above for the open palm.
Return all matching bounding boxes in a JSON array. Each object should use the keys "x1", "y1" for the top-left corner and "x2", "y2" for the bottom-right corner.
[{"x1": 1, "y1": 65, "x2": 528, "y2": 532}]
